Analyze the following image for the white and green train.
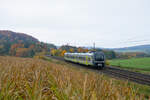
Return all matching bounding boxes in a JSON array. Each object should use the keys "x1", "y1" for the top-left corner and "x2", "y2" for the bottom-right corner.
[{"x1": 64, "y1": 51, "x2": 105, "y2": 69}]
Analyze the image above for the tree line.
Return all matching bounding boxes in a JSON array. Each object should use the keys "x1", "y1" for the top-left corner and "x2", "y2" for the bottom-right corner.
[
  {"x1": 50, "y1": 45, "x2": 150, "y2": 59},
  {"x1": 50, "y1": 45, "x2": 117, "y2": 59},
  {"x1": 1, "y1": 31, "x2": 147, "y2": 59}
]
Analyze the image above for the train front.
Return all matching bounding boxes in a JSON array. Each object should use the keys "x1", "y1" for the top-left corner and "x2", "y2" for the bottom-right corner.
[{"x1": 93, "y1": 51, "x2": 105, "y2": 68}]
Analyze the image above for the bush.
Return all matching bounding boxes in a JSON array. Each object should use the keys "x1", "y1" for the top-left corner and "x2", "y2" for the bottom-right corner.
[{"x1": 105, "y1": 60, "x2": 110, "y2": 66}]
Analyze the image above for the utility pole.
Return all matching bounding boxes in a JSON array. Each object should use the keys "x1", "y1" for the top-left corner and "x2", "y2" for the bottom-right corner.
[{"x1": 93, "y1": 42, "x2": 96, "y2": 52}]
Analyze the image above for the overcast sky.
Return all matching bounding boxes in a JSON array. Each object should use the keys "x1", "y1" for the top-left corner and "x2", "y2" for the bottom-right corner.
[{"x1": 0, "y1": 0, "x2": 150, "y2": 48}]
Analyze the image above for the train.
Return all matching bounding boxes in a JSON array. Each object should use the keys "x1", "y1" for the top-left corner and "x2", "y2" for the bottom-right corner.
[{"x1": 64, "y1": 51, "x2": 105, "y2": 69}]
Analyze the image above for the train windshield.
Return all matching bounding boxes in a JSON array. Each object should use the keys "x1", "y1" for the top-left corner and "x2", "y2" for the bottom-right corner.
[{"x1": 94, "y1": 52, "x2": 104, "y2": 61}]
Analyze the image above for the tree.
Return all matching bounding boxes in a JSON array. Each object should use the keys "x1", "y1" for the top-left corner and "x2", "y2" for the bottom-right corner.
[
  {"x1": 84, "y1": 49, "x2": 89, "y2": 53},
  {"x1": 77, "y1": 47, "x2": 89, "y2": 53},
  {"x1": 103, "y1": 50, "x2": 116, "y2": 59},
  {"x1": 15, "y1": 48, "x2": 28, "y2": 57},
  {"x1": 50, "y1": 49, "x2": 57, "y2": 56},
  {"x1": 9, "y1": 43, "x2": 24, "y2": 56},
  {"x1": 61, "y1": 50, "x2": 67, "y2": 56},
  {"x1": 69, "y1": 48, "x2": 74, "y2": 53}
]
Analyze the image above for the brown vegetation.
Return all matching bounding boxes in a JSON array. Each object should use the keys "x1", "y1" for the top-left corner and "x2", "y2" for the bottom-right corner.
[{"x1": 0, "y1": 56, "x2": 147, "y2": 100}]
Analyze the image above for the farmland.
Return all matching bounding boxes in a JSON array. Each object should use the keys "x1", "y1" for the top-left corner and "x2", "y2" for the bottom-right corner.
[
  {"x1": 0, "y1": 56, "x2": 149, "y2": 99},
  {"x1": 109, "y1": 57, "x2": 150, "y2": 74}
]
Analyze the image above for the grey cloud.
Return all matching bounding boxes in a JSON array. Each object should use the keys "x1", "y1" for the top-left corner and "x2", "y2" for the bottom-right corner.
[{"x1": 0, "y1": 0, "x2": 150, "y2": 48}]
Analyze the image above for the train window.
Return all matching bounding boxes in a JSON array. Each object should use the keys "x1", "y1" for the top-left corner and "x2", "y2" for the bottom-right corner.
[
  {"x1": 72, "y1": 56, "x2": 74, "y2": 59},
  {"x1": 82, "y1": 57, "x2": 84, "y2": 60},
  {"x1": 82, "y1": 57, "x2": 85, "y2": 60},
  {"x1": 79, "y1": 56, "x2": 82, "y2": 60},
  {"x1": 79, "y1": 56, "x2": 85, "y2": 60}
]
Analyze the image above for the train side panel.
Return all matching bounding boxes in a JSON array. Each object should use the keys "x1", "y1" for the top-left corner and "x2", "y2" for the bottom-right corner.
[{"x1": 64, "y1": 52, "x2": 105, "y2": 68}]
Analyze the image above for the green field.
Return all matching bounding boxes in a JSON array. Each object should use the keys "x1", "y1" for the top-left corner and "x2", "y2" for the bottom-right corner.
[{"x1": 109, "y1": 57, "x2": 150, "y2": 73}]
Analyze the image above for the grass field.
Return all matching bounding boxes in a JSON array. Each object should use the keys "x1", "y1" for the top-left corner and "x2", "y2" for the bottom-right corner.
[
  {"x1": 109, "y1": 57, "x2": 150, "y2": 73},
  {"x1": 0, "y1": 56, "x2": 149, "y2": 100}
]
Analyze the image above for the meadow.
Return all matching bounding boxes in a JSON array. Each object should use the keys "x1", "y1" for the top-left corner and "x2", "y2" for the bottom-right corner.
[
  {"x1": 0, "y1": 56, "x2": 149, "y2": 100},
  {"x1": 109, "y1": 57, "x2": 150, "y2": 73}
]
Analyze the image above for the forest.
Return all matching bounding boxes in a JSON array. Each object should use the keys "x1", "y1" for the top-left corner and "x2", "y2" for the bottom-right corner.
[{"x1": 0, "y1": 30, "x2": 56, "y2": 57}]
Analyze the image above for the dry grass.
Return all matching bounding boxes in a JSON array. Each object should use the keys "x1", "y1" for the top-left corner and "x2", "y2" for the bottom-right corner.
[{"x1": 0, "y1": 56, "x2": 147, "y2": 100}]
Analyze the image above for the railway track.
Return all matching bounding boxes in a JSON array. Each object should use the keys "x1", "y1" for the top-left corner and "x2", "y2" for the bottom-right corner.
[
  {"x1": 50, "y1": 56, "x2": 150, "y2": 86},
  {"x1": 102, "y1": 67, "x2": 150, "y2": 86}
]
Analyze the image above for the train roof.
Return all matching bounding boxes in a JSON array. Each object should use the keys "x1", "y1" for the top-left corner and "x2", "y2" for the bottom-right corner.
[
  {"x1": 64, "y1": 51, "x2": 104, "y2": 56},
  {"x1": 65, "y1": 52, "x2": 93, "y2": 56}
]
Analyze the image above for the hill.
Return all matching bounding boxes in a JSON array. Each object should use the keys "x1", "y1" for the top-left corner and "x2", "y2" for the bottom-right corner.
[
  {"x1": 0, "y1": 30, "x2": 56, "y2": 56},
  {"x1": 0, "y1": 30, "x2": 39, "y2": 43},
  {"x1": 112, "y1": 45, "x2": 150, "y2": 54}
]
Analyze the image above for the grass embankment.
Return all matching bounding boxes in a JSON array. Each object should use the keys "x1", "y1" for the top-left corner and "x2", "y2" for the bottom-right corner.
[
  {"x1": 0, "y1": 56, "x2": 149, "y2": 100},
  {"x1": 109, "y1": 57, "x2": 150, "y2": 74}
]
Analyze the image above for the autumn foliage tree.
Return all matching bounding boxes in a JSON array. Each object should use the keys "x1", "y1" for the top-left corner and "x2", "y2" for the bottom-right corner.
[
  {"x1": 77, "y1": 47, "x2": 89, "y2": 53},
  {"x1": 10, "y1": 43, "x2": 24, "y2": 56},
  {"x1": 60, "y1": 50, "x2": 67, "y2": 56},
  {"x1": 15, "y1": 48, "x2": 28, "y2": 57},
  {"x1": 69, "y1": 48, "x2": 74, "y2": 53},
  {"x1": 50, "y1": 49, "x2": 57, "y2": 56}
]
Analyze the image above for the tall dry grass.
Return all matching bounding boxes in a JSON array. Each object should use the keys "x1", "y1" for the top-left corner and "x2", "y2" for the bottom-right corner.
[{"x1": 0, "y1": 56, "x2": 147, "y2": 100}]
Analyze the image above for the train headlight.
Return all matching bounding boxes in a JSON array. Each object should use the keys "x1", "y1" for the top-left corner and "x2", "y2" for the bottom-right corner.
[{"x1": 98, "y1": 64, "x2": 102, "y2": 66}]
